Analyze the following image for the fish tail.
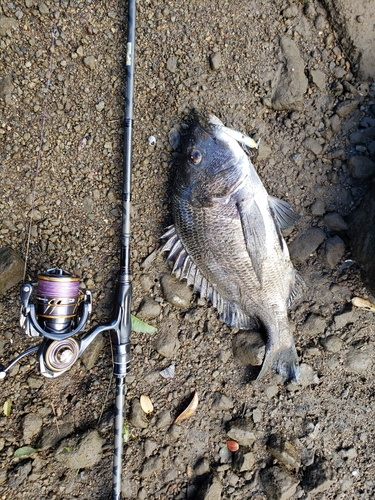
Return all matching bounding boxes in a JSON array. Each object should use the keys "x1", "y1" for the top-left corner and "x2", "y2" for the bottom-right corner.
[{"x1": 256, "y1": 343, "x2": 300, "y2": 383}]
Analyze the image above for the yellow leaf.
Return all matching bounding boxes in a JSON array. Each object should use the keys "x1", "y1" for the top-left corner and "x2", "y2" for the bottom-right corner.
[
  {"x1": 174, "y1": 390, "x2": 198, "y2": 424},
  {"x1": 352, "y1": 297, "x2": 375, "y2": 312},
  {"x1": 140, "y1": 394, "x2": 154, "y2": 414},
  {"x1": 3, "y1": 399, "x2": 11, "y2": 417}
]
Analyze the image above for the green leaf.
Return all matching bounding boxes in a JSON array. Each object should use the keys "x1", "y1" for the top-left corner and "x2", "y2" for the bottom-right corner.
[
  {"x1": 131, "y1": 314, "x2": 157, "y2": 334},
  {"x1": 63, "y1": 446, "x2": 71, "y2": 452},
  {"x1": 123, "y1": 422, "x2": 129, "y2": 442},
  {"x1": 14, "y1": 446, "x2": 37, "y2": 457},
  {"x1": 3, "y1": 399, "x2": 11, "y2": 417}
]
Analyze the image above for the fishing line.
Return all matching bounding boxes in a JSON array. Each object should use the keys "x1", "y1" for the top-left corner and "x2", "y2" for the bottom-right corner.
[{"x1": 23, "y1": 0, "x2": 60, "y2": 282}]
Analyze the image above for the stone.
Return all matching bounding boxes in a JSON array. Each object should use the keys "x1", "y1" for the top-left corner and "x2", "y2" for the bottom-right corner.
[
  {"x1": 347, "y1": 155, "x2": 375, "y2": 179},
  {"x1": 160, "y1": 273, "x2": 193, "y2": 308},
  {"x1": 323, "y1": 212, "x2": 348, "y2": 232},
  {"x1": 81, "y1": 334, "x2": 106, "y2": 371},
  {"x1": 289, "y1": 228, "x2": 326, "y2": 262},
  {"x1": 310, "y1": 198, "x2": 325, "y2": 216},
  {"x1": 0, "y1": 15, "x2": 18, "y2": 36},
  {"x1": 0, "y1": 247, "x2": 25, "y2": 296},
  {"x1": 129, "y1": 398, "x2": 148, "y2": 429},
  {"x1": 166, "y1": 56, "x2": 178, "y2": 73},
  {"x1": 334, "y1": 309, "x2": 356, "y2": 329},
  {"x1": 38, "y1": 2, "x2": 49, "y2": 14},
  {"x1": 140, "y1": 455, "x2": 163, "y2": 478},
  {"x1": 0, "y1": 74, "x2": 13, "y2": 104},
  {"x1": 320, "y1": 335, "x2": 343, "y2": 353},
  {"x1": 38, "y1": 422, "x2": 74, "y2": 450},
  {"x1": 303, "y1": 137, "x2": 323, "y2": 156},
  {"x1": 7, "y1": 461, "x2": 32, "y2": 488},
  {"x1": 302, "y1": 458, "x2": 334, "y2": 494},
  {"x1": 302, "y1": 314, "x2": 326, "y2": 335},
  {"x1": 196, "y1": 474, "x2": 222, "y2": 500},
  {"x1": 270, "y1": 36, "x2": 308, "y2": 110},
  {"x1": 344, "y1": 347, "x2": 372, "y2": 374},
  {"x1": 309, "y1": 69, "x2": 326, "y2": 91},
  {"x1": 232, "y1": 330, "x2": 265, "y2": 366},
  {"x1": 156, "y1": 410, "x2": 172, "y2": 429},
  {"x1": 349, "y1": 179, "x2": 375, "y2": 294},
  {"x1": 83, "y1": 55, "x2": 96, "y2": 70},
  {"x1": 268, "y1": 435, "x2": 301, "y2": 469},
  {"x1": 55, "y1": 430, "x2": 103, "y2": 469},
  {"x1": 23, "y1": 413, "x2": 43, "y2": 444},
  {"x1": 144, "y1": 439, "x2": 157, "y2": 457},
  {"x1": 227, "y1": 419, "x2": 256, "y2": 447},
  {"x1": 287, "y1": 363, "x2": 319, "y2": 390},
  {"x1": 260, "y1": 465, "x2": 299, "y2": 500},
  {"x1": 334, "y1": 99, "x2": 360, "y2": 118},
  {"x1": 329, "y1": 113, "x2": 341, "y2": 133},
  {"x1": 212, "y1": 393, "x2": 234, "y2": 410},
  {"x1": 233, "y1": 450, "x2": 256, "y2": 472},
  {"x1": 154, "y1": 331, "x2": 180, "y2": 358},
  {"x1": 209, "y1": 52, "x2": 221, "y2": 71},
  {"x1": 137, "y1": 296, "x2": 161, "y2": 319},
  {"x1": 319, "y1": 235, "x2": 345, "y2": 268}
]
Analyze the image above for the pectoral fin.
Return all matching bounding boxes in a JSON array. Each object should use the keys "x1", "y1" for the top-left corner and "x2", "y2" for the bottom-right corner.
[
  {"x1": 237, "y1": 198, "x2": 267, "y2": 284},
  {"x1": 269, "y1": 196, "x2": 300, "y2": 229}
]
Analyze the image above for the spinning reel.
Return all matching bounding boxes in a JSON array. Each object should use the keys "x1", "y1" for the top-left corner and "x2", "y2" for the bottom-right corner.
[{"x1": 1, "y1": 267, "x2": 93, "y2": 379}]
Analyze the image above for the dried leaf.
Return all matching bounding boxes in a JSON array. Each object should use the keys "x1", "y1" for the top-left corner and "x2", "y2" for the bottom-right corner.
[
  {"x1": 3, "y1": 399, "x2": 11, "y2": 417},
  {"x1": 352, "y1": 297, "x2": 375, "y2": 312},
  {"x1": 227, "y1": 440, "x2": 239, "y2": 452},
  {"x1": 159, "y1": 363, "x2": 175, "y2": 379},
  {"x1": 174, "y1": 390, "x2": 198, "y2": 424},
  {"x1": 140, "y1": 394, "x2": 154, "y2": 414},
  {"x1": 123, "y1": 423, "x2": 130, "y2": 442},
  {"x1": 14, "y1": 446, "x2": 37, "y2": 457}
]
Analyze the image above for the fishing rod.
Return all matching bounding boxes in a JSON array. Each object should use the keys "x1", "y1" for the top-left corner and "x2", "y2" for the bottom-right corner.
[{"x1": 0, "y1": 0, "x2": 136, "y2": 498}]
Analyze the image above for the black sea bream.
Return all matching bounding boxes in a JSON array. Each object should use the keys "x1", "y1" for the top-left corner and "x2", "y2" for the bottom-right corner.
[{"x1": 163, "y1": 112, "x2": 303, "y2": 381}]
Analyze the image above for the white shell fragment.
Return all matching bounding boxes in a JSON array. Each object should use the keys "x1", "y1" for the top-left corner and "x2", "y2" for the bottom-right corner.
[
  {"x1": 148, "y1": 135, "x2": 156, "y2": 146},
  {"x1": 140, "y1": 394, "x2": 154, "y2": 414},
  {"x1": 351, "y1": 296, "x2": 375, "y2": 312},
  {"x1": 159, "y1": 363, "x2": 175, "y2": 379}
]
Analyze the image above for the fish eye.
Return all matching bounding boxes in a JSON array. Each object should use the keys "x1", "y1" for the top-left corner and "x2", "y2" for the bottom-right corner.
[{"x1": 189, "y1": 149, "x2": 202, "y2": 164}]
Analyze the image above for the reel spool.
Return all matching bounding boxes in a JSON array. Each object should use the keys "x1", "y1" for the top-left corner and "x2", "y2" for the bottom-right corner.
[{"x1": 36, "y1": 268, "x2": 81, "y2": 333}]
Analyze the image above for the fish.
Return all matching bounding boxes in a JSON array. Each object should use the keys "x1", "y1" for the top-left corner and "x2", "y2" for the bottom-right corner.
[{"x1": 162, "y1": 111, "x2": 304, "y2": 381}]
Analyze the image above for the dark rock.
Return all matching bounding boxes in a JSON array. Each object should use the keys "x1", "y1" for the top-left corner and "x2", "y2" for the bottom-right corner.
[
  {"x1": 319, "y1": 235, "x2": 346, "y2": 268},
  {"x1": 347, "y1": 155, "x2": 375, "y2": 179},
  {"x1": 232, "y1": 330, "x2": 265, "y2": 366},
  {"x1": 310, "y1": 198, "x2": 325, "y2": 216},
  {"x1": 137, "y1": 296, "x2": 161, "y2": 319},
  {"x1": 7, "y1": 461, "x2": 32, "y2": 488},
  {"x1": 270, "y1": 36, "x2": 308, "y2": 110},
  {"x1": 349, "y1": 180, "x2": 375, "y2": 293},
  {"x1": 154, "y1": 331, "x2": 180, "y2": 358},
  {"x1": 0, "y1": 247, "x2": 25, "y2": 296},
  {"x1": 140, "y1": 454, "x2": 163, "y2": 478},
  {"x1": 260, "y1": 465, "x2": 299, "y2": 500},
  {"x1": 196, "y1": 474, "x2": 222, "y2": 500},
  {"x1": 289, "y1": 228, "x2": 326, "y2": 262},
  {"x1": 267, "y1": 434, "x2": 301, "y2": 469},
  {"x1": 233, "y1": 450, "x2": 256, "y2": 472},
  {"x1": 323, "y1": 212, "x2": 348, "y2": 232},
  {"x1": 55, "y1": 430, "x2": 103, "y2": 469},
  {"x1": 302, "y1": 457, "x2": 334, "y2": 494},
  {"x1": 81, "y1": 334, "x2": 105, "y2": 371},
  {"x1": 23, "y1": 413, "x2": 43, "y2": 444},
  {"x1": 129, "y1": 398, "x2": 148, "y2": 429},
  {"x1": 334, "y1": 99, "x2": 360, "y2": 118},
  {"x1": 38, "y1": 422, "x2": 75, "y2": 449}
]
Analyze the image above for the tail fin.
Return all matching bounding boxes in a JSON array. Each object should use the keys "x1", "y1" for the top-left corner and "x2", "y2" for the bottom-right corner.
[{"x1": 256, "y1": 343, "x2": 300, "y2": 383}]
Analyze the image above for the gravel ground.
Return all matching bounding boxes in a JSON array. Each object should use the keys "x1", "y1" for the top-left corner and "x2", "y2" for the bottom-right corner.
[{"x1": 1, "y1": 0, "x2": 375, "y2": 499}]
